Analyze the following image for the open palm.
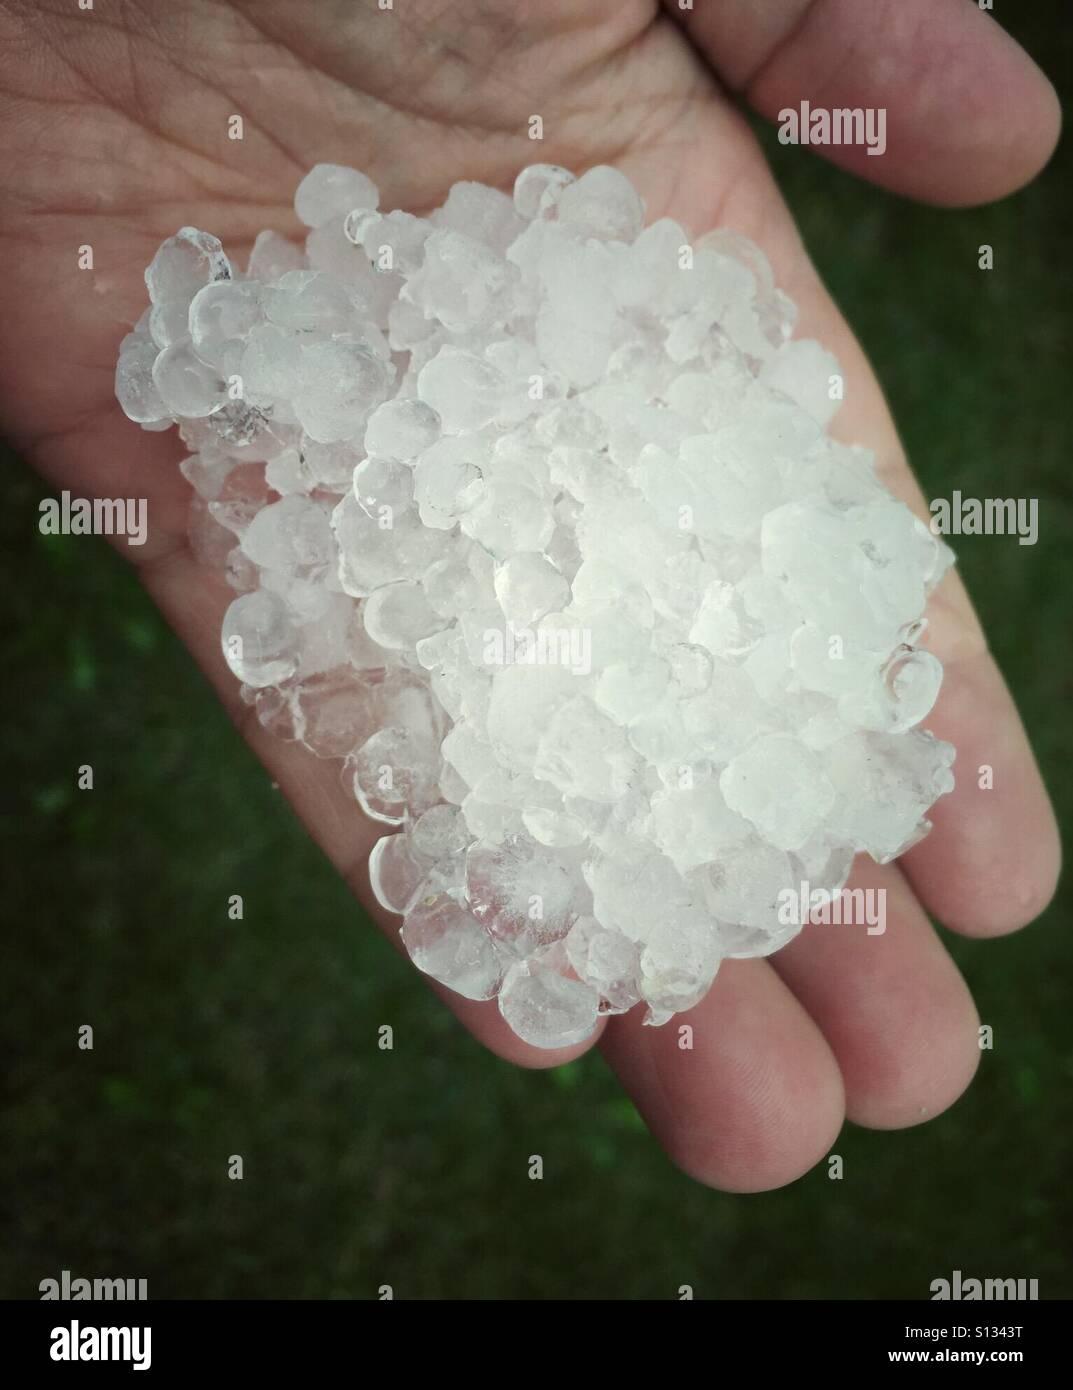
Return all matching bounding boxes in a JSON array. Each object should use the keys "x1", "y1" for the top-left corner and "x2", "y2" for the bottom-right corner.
[{"x1": 0, "y1": 0, "x2": 1060, "y2": 1190}]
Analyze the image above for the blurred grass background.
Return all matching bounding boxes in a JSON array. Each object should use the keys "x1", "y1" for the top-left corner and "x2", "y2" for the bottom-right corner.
[{"x1": 1, "y1": 5, "x2": 1070, "y2": 1301}]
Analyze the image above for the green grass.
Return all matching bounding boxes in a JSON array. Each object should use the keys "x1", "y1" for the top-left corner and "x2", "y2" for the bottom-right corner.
[{"x1": 1, "y1": 6, "x2": 1070, "y2": 1300}]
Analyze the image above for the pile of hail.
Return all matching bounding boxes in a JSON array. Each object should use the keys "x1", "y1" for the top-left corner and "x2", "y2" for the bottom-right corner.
[{"x1": 116, "y1": 163, "x2": 956, "y2": 1049}]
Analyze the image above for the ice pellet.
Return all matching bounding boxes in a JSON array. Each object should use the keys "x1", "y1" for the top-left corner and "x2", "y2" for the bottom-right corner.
[{"x1": 117, "y1": 164, "x2": 957, "y2": 1048}]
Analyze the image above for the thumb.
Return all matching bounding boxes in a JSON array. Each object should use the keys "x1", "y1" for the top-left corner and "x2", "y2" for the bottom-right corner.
[{"x1": 666, "y1": 0, "x2": 1061, "y2": 206}]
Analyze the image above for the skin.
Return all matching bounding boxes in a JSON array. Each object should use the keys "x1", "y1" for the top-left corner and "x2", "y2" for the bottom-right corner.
[{"x1": 0, "y1": 0, "x2": 1061, "y2": 1192}]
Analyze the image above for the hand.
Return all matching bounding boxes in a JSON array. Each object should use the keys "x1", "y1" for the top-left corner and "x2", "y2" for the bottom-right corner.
[{"x1": 0, "y1": 0, "x2": 1060, "y2": 1190}]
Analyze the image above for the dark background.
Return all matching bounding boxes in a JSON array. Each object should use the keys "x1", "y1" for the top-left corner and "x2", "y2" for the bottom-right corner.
[{"x1": 2, "y1": 4, "x2": 1069, "y2": 1301}]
